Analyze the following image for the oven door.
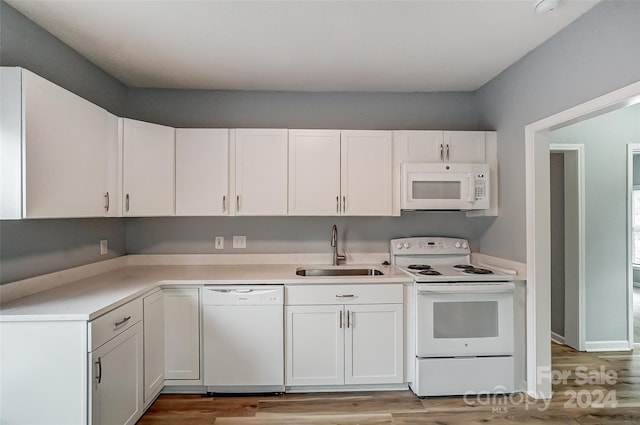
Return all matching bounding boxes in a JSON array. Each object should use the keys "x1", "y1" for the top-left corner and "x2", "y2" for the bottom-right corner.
[{"x1": 415, "y1": 283, "x2": 514, "y2": 357}]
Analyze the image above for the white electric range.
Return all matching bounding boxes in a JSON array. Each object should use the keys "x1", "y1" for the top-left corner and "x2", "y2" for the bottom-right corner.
[{"x1": 391, "y1": 237, "x2": 516, "y2": 397}]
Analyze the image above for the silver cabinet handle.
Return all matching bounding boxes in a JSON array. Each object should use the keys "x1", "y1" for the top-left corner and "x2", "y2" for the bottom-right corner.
[
  {"x1": 95, "y1": 357, "x2": 102, "y2": 384},
  {"x1": 125, "y1": 194, "x2": 130, "y2": 212},
  {"x1": 114, "y1": 316, "x2": 131, "y2": 328},
  {"x1": 440, "y1": 144, "x2": 444, "y2": 161},
  {"x1": 347, "y1": 310, "x2": 352, "y2": 328},
  {"x1": 236, "y1": 195, "x2": 240, "y2": 212},
  {"x1": 446, "y1": 144, "x2": 450, "y2": 161},
  {"x1": 339, "y1": 310, "x2": 343, "y2": 329},
  {"x1": 342, "y1": 196, "x2": 346, "y2": 213},
  {"x1": 223, "y1": 195, "x2": 226, "y2": 213},
  {"x1": 336, "y1": 294, "x2": 354, "y2": 298},
  {"x1": 104, "y1": 192, "x2": 110, "y2": 212},
  {"x1": 336, "y1": 196, "x2": 340, "y2": 214}
]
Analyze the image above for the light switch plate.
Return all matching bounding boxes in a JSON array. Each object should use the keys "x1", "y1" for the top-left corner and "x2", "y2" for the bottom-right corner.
[
  {"x1": 100, "y1": 240, "x2": 108, "y2": 255},
  {"x1": 215, "y1": 236, "x2": 224, "y2": 250},
  {"x1": 233, "y1": 236, "x2": 246, "y2": 249}
]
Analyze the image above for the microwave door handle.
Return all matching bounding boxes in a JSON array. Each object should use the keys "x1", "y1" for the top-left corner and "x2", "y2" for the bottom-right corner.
[{"x1": 466, "y1": 173, "x2": 475, "y2": 203}]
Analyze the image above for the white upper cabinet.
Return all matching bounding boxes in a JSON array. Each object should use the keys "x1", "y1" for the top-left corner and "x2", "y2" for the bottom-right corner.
[
  {"x1": 175, "y1": 129, "x2": 229, "y2": 216},
  {"x1": 392, "y1": 130, "x2": 444, "y2": 164},
  {"x1": 232, "y1": 129, "x2": 288, "y2": 216},
  {"x1": 288, "y1": 130, "x2": 393, "y2": 216},
  {"x1": 393, "y1": 130, "x2": 485, "y2": 164},
  {"x1": 122, "y1": 118, "x2": 175, "y2": 217},
  {"x1": 443, "y1": 131, "x2": 486, "y2": 163},
  {"x1": 340, "y1": 130, "x2": 393, "y2": 216},
  {"x1": 288, "y1": 130, "x2": 341, "y2": 215},
  {"x1": 1, "y1": 67, "x2": 119, "y2": 219}
]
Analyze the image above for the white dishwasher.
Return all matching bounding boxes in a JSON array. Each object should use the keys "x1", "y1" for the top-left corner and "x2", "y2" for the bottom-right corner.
[{"x1": 203, "y1": 285, "x2": 284, "y2": 393}]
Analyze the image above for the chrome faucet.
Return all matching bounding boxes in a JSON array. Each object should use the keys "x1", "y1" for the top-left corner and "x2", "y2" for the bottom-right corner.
[{"x1": 331, "y1": 224, "x2": 346, "y2": 266}]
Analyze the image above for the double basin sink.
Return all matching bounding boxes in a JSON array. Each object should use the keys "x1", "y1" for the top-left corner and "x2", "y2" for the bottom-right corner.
[{"x1": 295, "y1": 266, "x2": 384, "y2": 277}]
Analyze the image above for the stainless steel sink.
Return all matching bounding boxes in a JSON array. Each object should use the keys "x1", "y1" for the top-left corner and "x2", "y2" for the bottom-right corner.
[{"x1": 295, "y1": 267, "x2": 384, "y2": 277}]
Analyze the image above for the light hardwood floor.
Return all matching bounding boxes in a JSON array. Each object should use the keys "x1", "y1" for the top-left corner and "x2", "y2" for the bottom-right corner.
[{"x1": 138, "y1": 343, "x2": 640, "y2": 424}]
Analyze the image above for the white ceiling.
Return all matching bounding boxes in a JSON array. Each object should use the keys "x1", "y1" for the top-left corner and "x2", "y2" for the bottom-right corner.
[{"x1": 7, "y1": 0, "x2": 599, "y2": 92}]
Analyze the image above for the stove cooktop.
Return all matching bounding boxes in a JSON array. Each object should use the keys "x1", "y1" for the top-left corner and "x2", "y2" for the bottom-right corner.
[{"x1": 391, "y1": 237, "x2": 515, "y2": 283}]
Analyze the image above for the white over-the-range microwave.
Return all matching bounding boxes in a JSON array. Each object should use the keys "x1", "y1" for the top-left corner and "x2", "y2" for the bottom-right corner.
[{"x1": 401, "y1": 163, "x2": 490, "y2": 211}]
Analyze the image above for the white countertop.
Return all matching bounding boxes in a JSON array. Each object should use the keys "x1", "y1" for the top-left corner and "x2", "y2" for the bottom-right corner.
[{"x1": 0, "y1": 263, "x2": 411, "y2": 322}]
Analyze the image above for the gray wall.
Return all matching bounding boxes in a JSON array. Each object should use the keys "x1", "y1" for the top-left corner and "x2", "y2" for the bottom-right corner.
[
  {"x1": 126, "y1": 214, "x2": 493, "y2": 256},
  {"x1": 126, "y1": 89, "x2": 479, "y2": 130},
  {"x1": 0, "y1": 219, "x2": 126, "y2": 283},
  {"x1": 475, "y1": 0, "x2": 640, "y2": 264},
  {"x1": 0, "y1": 2, "x2": 128, "y2": 284},
  {"x1": 549, "y1": 105, "x2": 640, "y2": 342},
  {"x1": 550, "y1": 153, "x2": 565, "y2": 337}
]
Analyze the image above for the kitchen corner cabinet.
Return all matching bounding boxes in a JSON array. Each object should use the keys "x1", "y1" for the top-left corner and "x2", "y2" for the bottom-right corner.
[
  {"x1": 288, "y1": 130, "x2": 393, "y2": 216},
  {"x1": 122, "y1": 118, "x2": 175, "y2": 216},
  {"x1": 164, "y1": 288, "x2": 201, "y2": 381},
  {"x1": 232, "y1": 129, "x2": 289, "y2": 215},
  {"x1": 143, "y1": 289, "x2": 165, "y2": 405},
  {"x1": 285, "y1": 284, "x2": 403, "y2": 387},
  {"x1": 0, "y1": 67, "x2": 119, "y2": 219},
  {"x1": 175, "y1": 129, "x2": 230, "y2": 216}
]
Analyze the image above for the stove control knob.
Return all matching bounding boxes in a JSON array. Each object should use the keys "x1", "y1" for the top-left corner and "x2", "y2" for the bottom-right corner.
[
  {"x1": 396, "y1": 243, "x2": 403, "y2": 249},
  {"x1": 462, "y1": 242, "x2": 468, "y2": 249},
  {"x1": 403, "y1": 242, "x2": 410, "y2": 249},
  {"x1": 454, "y1": 241, "x2": 461, "y2": 248}
]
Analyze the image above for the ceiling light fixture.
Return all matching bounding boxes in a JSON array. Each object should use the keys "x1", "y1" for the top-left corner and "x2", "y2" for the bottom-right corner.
[{"x1": 534, "y1": 0, "x2": 560, "y2": 14}]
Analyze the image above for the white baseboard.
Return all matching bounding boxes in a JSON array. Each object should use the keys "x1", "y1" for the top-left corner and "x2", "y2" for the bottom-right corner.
[
  {"x1": 584, "y1": 340, "x2": 632, "y2": 352},
  {"x1": 551, "y1": 331, "x2": 565, "y2": 345}
]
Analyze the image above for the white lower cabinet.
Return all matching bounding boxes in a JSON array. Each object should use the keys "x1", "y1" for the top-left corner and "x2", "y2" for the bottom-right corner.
[
  {"x1": 90, "y1": 322, "x2": 144, "y2": 425},
  {"x1": 164, "y1": 288, "x2": 201, "y2": 381},
  {"x1": 143, "y1": 289, "x2": 165, "y2": 405},
  {"x1": 286, "y1": 305, "x2": 345, "y2": 386},
  {"x1": 285, "y1": 284, "x2": 403, "y2": 388}
]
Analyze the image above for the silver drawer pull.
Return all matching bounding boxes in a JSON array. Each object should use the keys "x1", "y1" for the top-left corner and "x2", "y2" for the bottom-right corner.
[
  {"x1": 114, "y1": 316, "x2": 131, "y2": 328},
  {"x1": 336, "y1": 294, "x2": 354, "y2": 298}
]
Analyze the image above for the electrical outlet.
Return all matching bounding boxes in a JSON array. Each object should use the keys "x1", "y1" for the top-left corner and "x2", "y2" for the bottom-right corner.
[
  {"x1": 100, "y1": 240, "x2": 108, "y2": 255},
  {"x1": 233, "y1": 236, "x2": 246, "y2": 249},
  {"x1": 215, "y1": 236, "x2": 224, "y2": 250}
]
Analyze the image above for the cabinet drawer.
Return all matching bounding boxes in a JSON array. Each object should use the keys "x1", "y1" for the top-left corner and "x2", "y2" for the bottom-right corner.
[
  {"x1": 89, "y1": 298, "x2": 143, "y2": 351},
  {"x1": 286, "y1": 284, "x2": 402, "y2": 305}
]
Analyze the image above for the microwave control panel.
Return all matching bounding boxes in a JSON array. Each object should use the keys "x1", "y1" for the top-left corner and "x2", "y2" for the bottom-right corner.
[{"x1": 474, "y1": 173, "x2": 488, "y2": 200}]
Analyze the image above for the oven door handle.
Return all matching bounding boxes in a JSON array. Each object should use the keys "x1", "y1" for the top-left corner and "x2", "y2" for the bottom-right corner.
[{"x1": 417, "y1": 284, "x2": 515, "y2": 294}]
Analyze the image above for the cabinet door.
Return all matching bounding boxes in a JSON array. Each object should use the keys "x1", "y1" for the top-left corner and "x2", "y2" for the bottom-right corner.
[
  {"x1": 143, "y1": 290, "x2": 165, "y2": 405},
  {"x1": 285, "y1": 305, "x2": 344, "y2": 386},
  {"x1": 288, "y1": 130, "x2": 341, "y2": 215},
  {"x1": 344, "y1": 304, "x2": 403, "y2": 385},
  {"x1": 22, "y1": 69, "x2": 119, "y2": 218},
  {"x1": 176, "y1": 129, "x2": 229, "y2": 216},
  {"x1": 233, "y1": 129, "x2": 288, "y2": 215},
  {"x1": 393, "y1": 130, "x2": 444, "y2": 164},
  {"x1": 90, "y1": 322, "x2": 144, "y2": 425},
  {"x1": 340, "y1": 130, "x2": 393, "y2": 216},
  {"x1": 443, "y1": 131, "x2": 486, "y2": 163},
  {"x1": 164, "y1": 288, "x2": 200, "y2": 381},
  {"x1": 122, "y1": 118, "x2": 175, "y2": 216}
]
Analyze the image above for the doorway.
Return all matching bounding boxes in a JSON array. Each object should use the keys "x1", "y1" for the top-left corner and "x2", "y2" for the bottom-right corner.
[
  {"x1": 549, "y1": 146, "x2": 585, "y2": 351},
  {"x1": 525, "y1": 81, "x2": 640, "y2": 399}
]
